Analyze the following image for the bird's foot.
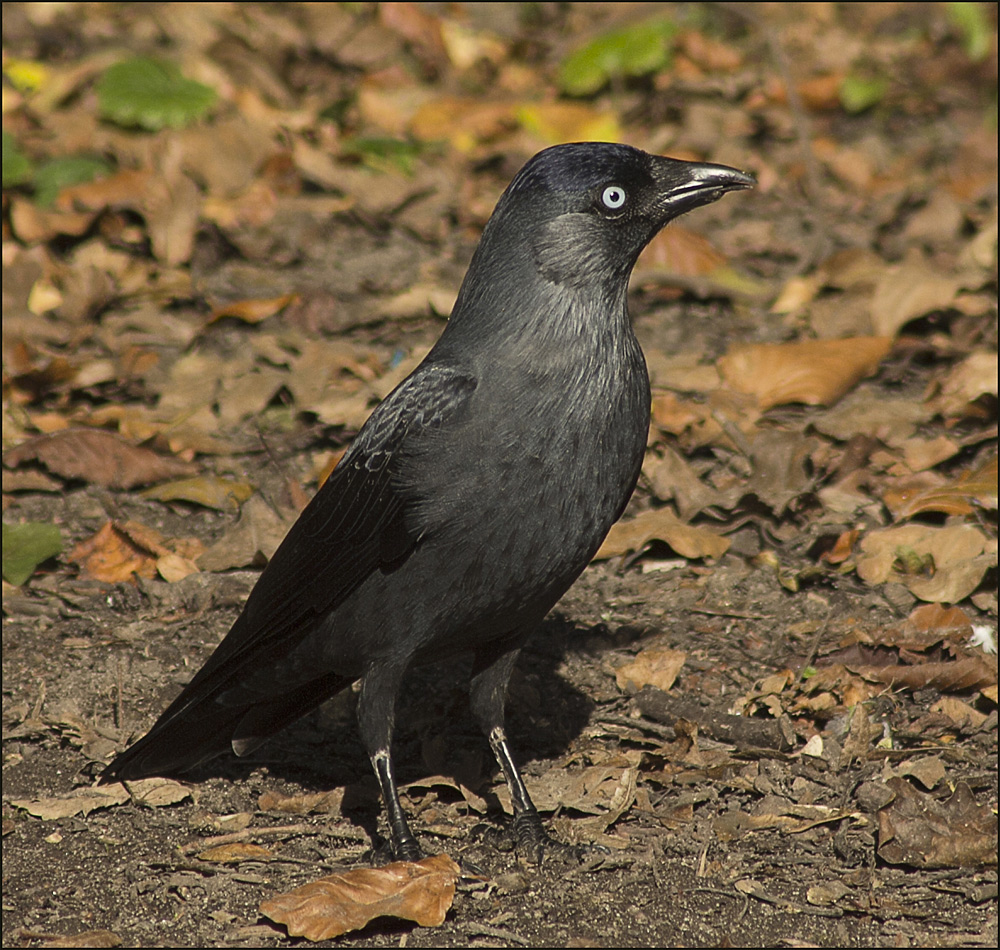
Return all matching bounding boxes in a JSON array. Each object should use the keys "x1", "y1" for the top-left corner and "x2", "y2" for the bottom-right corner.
[
  {"x1": 369, "y1": 834, "x2": 424, "y2": 865},
  {"x1": 512, "y1": 810, "x2": 611, "y2": 865}
]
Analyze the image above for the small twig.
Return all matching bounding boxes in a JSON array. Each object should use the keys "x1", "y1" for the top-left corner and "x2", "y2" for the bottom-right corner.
[{"x1": 114, "y1": 654, "x2": 124, "y2": 731}]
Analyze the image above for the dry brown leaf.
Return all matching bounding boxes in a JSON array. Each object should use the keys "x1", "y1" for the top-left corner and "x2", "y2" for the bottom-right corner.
[
  {"x1": 141, "y1": 475, "x2": 255, "y2": 512},
  {"x1": 11, "y1": 786, "x2": 130, "y2": 820},
  {"x1": 718, "y1": 337, "x2": 892, "y2": 409},
  {"x1": 812, "y1": 386, "x2": 931, "y2": 445},
  {"x1": 595, "y1": 508, "x2": 729, "y2": 561},
  {"x1": 798, "y1": 73, "x2": 845, "y2": 110},
  {"x1": 69, "y1": 521, "x2": 203, "y2": 585},
  {"x1": 145, "y1": 169, "x2": 202, "y2": 266},
  {"x1": 820, "y1": 529, "x2": 859, "y2": 564},
  {"x1": 894, "y1": 755, "x2": 947, "y2": 790},
  {"x1": 3, "y1": 428, "x2": 198, "y2": 489},
  {"x1": 68, "y1": 522, "x2": 157, "y2": 583},
  {"x1": 770, "y1": 273, "x2": 823, "y2": 313},
  {"x1": 258, "y1": 789, "x2": 344, "y2": 815},
  {"x1": 930, "y1": 696, "x2": 989, "y2": 729},
  {"x1": 11, "y1": 777, "x2": 189, "y2": 819},
  {"x1": 863, "y1": 657, "x2": 997, "y2": 693},
  {"x1": 884, "y1": 455, "x2": 998, "y2": 520},
  {"x1": 900, "y1": 435, "x2": 960, "y2": 473},
  {"x1": 893, "y1": 602, "x2": 976, "y2": 651},
  {"x1": 197, "y1": 843, "x2": 273, "y2": 864},
  {"x1": 117, "y1": 777, "x2": 192, "y2": 807},
  {"x1": 797, "y1": 664, "x2": 883, "y2": 709},
  {"x1": 643, "y1": 447, "x2": 732, "y2": 519},
  {"x1": 259, "y1": 854, "x2": 460, "y2": 941},
  {"x1": 649, "y1": 391, "x2": 713, "y2": 434},
  {"x1": 870, "y1": 252, "x2": 962, "y2": 337},
  {"x1": 855, "y1": 524, "x2": 992, "y2": 603},
  {"x1": 615, "y1": 648, "x2": 686, "y2": 694},
  {"x1": 926, "y1": 351, "x2": 999, "y2": 419},
  {"x1": 208, "y1": 293, "x2": 301, "y2": 325},
  {"x1": 8, "y1": 197, "x2": 95, "y2": 242},
  {"x1": 878, "y1": 777, "x2": 997, "y2": 868},
  {"x1": 155, "y1": 551, "x2": 201, "y2": 583}
]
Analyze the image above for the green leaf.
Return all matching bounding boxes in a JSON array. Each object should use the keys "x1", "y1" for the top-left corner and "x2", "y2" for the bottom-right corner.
[
  {"x1": 2, "y1": 130, "x2": 33, "y2": 187},
  {"x1": 97, "y1": 57, "x2": 217, "y2": 131},
  {"x1": 947, "y1": 2, "x2": 993, "y2": 63},
  {"x1": 2, "y1": 522, "x2": 63, "y2": 586},
  {"x1": 340, "y1": 136, "x2": 427, "y2": 175},
  {"x1": 839, "y1": 74, "x2": 888, "y2": 114},
  {"x1": 558, "y1": 17, "x2": 678, "y2": 96},
  {"x1": 33, "y1": 155, "x2": 110, "y2": 208}
]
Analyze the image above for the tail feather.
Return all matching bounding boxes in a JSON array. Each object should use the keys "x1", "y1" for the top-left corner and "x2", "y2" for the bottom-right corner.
[{"x1": 100, "y1": 674, "x2": 353, "y2": 783}]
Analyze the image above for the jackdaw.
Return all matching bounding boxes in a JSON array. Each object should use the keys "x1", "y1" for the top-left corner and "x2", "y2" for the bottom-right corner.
[{"x1": 101, "y1": 142, "x2": 754, "y2": 861}]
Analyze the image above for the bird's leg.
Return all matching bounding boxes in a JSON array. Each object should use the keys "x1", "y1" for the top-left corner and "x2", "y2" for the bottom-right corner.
[
  {"x1": 488, "y1": 725, "x2": 548, "y2": 859},
  {"x1": 470, "y1": 642, "x2": 549, "y2": 862},
  {"x1": 359, "y1": 661, "x2": 422, "y2": 862},
  {"x1": 370, "y1": 748, "x2": 421, "y2": 862}
]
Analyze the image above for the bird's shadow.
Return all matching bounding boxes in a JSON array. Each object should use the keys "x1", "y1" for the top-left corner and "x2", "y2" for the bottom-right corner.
[{"x1": 173, "y1": 613, "x2": 597, "y2": 844}]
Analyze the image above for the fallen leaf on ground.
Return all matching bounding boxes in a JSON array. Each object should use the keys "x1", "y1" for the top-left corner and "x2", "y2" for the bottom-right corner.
[
  {"x1": 926, "y1": 351, "x2": 999, "y2": 419},
  {"x1": 855, "y1": 524, "x2": 993, "y2": 603},
  {"x1": 69, "y1": 521, "x2": 203, "y2": 584},
  {"x1": 870, "y1": 252, "x2": 962, "y2": 336},
  {"x1": 877, "y1": 777, "x2": 997, "y2": 868},
  {"x1": 207, "y1": 293, "x2": 300, "y2": 325},
  {"x1": 197, "y1": 843, "x2": 273, "y2": 863},
  {"x1": 3, "y1": 428, "x2": 198, "y2": 489},
  {"x1": 141, "y1": 475, "x2": 255, "y2": 511},
  {"x1": 258, "y1": 789, "x2": 344, "y2": 815},
  {"x1": 11, "y1": 777, "x2": 189, "y2": 819},
  {"x1": 812, "y1": 386, "x2": 931, "y2": 445},
  {"x1": 259, "y1": 854, "x2": 460, "y2": 941},
  {"x1": 884, "y1": 455, "x2": 997, "y2": 520},
  {"x1": 594, "y1": 508, "x2": 729, "y2": 561},
  {"x1": 615, "y1": 648, "x2": 687, "y2": 693},
  {"x1": 717, "y1": 337, "x2": 891, "y2": 409}
]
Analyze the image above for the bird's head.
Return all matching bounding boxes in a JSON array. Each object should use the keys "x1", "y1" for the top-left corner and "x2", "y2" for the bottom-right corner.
[{"x1": 485, "y1": 142, "x2": 755, "y2": 289}]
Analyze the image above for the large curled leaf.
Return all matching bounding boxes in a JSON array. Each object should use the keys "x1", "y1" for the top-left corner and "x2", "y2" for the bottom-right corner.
[
  {"x1": 558, "y1": 17, "x2": 678, "y2": 96},
  {"x1": 97, "y1": 57, "x2": 217, "y2": 130},
  {"x1": 2, "y1": 522, "x2": 63, "y2": 586}
]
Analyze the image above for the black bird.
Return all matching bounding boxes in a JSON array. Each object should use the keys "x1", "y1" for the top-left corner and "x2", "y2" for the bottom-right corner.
[{"x1": 101, "y1": 143, "x2": 754, "y2": 861}]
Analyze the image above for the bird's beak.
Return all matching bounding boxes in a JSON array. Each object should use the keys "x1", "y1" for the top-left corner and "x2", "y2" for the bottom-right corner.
[{"x1": 651, "y1": 159, "x2": 756, "y2": 221}]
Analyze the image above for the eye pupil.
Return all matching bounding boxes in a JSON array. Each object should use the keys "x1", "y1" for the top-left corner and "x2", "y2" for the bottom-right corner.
[{"x1": 601, "y1": 185, "x2": 626, "y2": 210}]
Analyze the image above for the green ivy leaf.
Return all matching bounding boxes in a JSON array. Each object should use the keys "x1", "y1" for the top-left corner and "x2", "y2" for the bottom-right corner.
[
  {"x1": 97, "y1": 57, "x2": 217, "y2": 131},
  {"x1": 947, "y1": 2, "x2": 992, "y2": 63},
  {"x1": 839, "y1": 74, "x2": 888, "y2": 114},
  {"x1": 558, "y1": 17, "x2": 678, "y2": 97},
  {"x1": 2, "y1": 522, "x2": 63, "y2": 586},
  {"x1": 33, "y1": 155, "x2": 110, "y2": 207},
  {"x1": 2, "y1": 130, "x2": 33, "y2": 188}
]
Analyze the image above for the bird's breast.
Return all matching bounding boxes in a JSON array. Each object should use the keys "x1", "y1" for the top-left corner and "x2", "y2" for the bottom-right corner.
[{"x1": 406, "y1": 331, "x2": 650, "y2": 610}]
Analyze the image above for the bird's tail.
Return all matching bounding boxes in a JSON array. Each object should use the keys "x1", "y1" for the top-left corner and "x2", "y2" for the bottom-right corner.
[{"x1": 100, "y1": 673, "x2": 353, "y2": 783}]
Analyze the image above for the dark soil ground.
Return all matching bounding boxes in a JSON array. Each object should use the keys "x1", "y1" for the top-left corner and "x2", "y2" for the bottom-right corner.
[{"x1": 3, "y1": 3, "x2": 997, "y2": 948}]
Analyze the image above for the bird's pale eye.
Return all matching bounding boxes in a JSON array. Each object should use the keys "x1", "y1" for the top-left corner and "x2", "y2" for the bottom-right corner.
[{"x1": 600, "y1": 185, "x2": 627, "y2": 210}]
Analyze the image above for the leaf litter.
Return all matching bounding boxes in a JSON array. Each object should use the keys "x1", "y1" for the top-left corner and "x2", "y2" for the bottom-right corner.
[{"x1": 2, "y1": 3, "x2": 996, "y2": 948}]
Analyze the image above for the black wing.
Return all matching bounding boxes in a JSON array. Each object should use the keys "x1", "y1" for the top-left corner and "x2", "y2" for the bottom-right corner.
[{"x1": 101, "y1": 362, "x2": 477, "y2": 780}]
